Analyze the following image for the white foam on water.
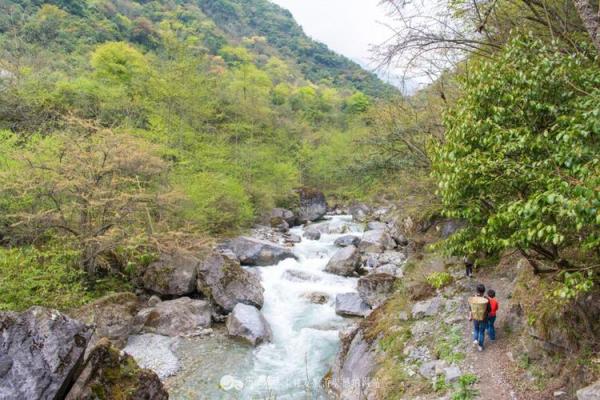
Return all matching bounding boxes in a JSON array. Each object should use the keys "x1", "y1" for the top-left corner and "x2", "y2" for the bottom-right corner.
[{"x1": 240, "y1": 215, "x2": 364, "y2": 399}]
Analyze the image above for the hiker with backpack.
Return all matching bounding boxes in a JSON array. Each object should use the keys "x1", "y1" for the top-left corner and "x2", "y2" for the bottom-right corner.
[{"x1": 468, "y1": 283, "x2": 491, "y2": 352}]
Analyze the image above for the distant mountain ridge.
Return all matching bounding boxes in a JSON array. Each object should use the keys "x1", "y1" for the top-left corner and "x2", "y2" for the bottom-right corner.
[{"x1": 197, "y1": 0, "x2": 397, "y2": 97}]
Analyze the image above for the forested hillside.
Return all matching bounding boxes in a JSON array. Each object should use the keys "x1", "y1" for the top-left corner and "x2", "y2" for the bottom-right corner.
[{"x1": 0, "y1": 0, "x2": 400, "y2": 310}]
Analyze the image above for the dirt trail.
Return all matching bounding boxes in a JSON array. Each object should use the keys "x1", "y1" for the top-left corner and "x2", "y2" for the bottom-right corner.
[{"x1": 461, "y1": 275, "x2": 519, "y2": 400}]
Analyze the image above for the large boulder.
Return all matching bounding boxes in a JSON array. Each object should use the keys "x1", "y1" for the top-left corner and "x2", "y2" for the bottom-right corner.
[
  {"x1": 357, "y1": 273, "x2": 398, "y2": 308},
  {"x1": 70, "y1": 293, "x2": 141, "y2": 349},
  {"x1": 297, "y1": 188, "x2": 327, "y2": 223},
  {"x1": 134, "y1": 297, "x2": 212, "y2": 337},
  {"x1": 335, "y1": 293, "x2": 371, "y2": 317},
  {"x1": 326, "y1": 327, "x2": 378, "y2": 399},
  {"x1": 0, "y1": 307, "x2": 92, "y2": 400},
  {"x1": 577, "y1": 380, "x2": 600, "y2": 400},
  {"x1": 221, "y1": 236, "x2": 296, "y2": 266},
  {"x1": 348, "y1": 203, "x2": 371, "y2": 222},
  {"x1": 65, "y1": 338, "x2": 168, "y2": 400},
  {"x1": 334, "y1": 235, "x2": 361, "y2": 248},
  {"x1": 358, "y1": 230, "x2": 396, "y2": 253},
  {"x1": 411, "y1": 296, "x2": 442, "y2": 319},
  {"x1": 325, "y1": 245, "x2": 361, "y2": 277},
  {"x1": 270, "y1": 208, "x2": 296, "y2": 226},
  {"x1": 142, "y1": 250, "x2": 198, "y2": 297},
  {"x1": 303, "y1": 227, "x2": 321, "y2": 240},
  {"x1": 196, "y1": 252, "x2": 264, "y2": 313},
  {"x1": 226, "y1": 304, "x2": 272, "y2": 346}
]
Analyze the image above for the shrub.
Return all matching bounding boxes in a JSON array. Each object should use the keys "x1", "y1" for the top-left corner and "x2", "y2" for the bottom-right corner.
[{"x1": 426, "y1": 271, "x2": 453, "y2": 289}]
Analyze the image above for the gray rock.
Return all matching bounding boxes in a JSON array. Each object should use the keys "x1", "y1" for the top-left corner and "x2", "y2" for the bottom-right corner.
[
  {"x1": 303, "y1": 227, "x2": 321, "y2": 240},
  {"x1": 142, "y1": 250, "x2": 198, "y2": 296},
  {"x1": 0, "y1": 307, "x2": 92, "y2": 400},
  {"x1": 65, "y1": 338, "x2": 168, "y2": 400},
  {"x1": 335, "y1": 293, "x2": 371, "y2": 317},
  {"x1": 327, "y1": 327, "x2": 378, "y2": 400},
  {"x1": 196, "y1": 252, "x2": 264, "y2": 313},
  {"x1": 70, "y1": 293, "x2": 141, "y2": 349},
  {"x1": 270, "y1": 217, "x2": 289, "y2": 232},
  {"x1": 393, "y1": 233, "x2": 409, "y2": 247},
  {"x1": 283, "y1": 269, "x2": 321, "y2": 282},
  {"x1": 349, "y1": 203, "x2": 371, "y2": 222},
  {"x1": 358, "y1": 230, "x2": 396, "y2": 253},
  {"x1": 378, "y1": 251, "x2": 406, "y2": 266},
  {"x1": 412, "y1": 297, "x2": 442, "y2": 319},
  {"x1": 357, "y1": 273, "x2": 398, "y2": 308},
  {"x1": 364, "y1": 254, "x2": 380, "y2": 269},
  {"x1": 147, "y1": 295, "x2": 161, "y2": 307},
  {"x1": 302, "y1": 292, "x2": 330, "y2": 304},
  {"x1": 325, "y1": 245, "x2": 361, "y2": 277},
  {"x1": 419, "y1": 360, "x2": 447, "y2": 379},
  {"x1": 366, "y1": 221, "x2": 387, "y2": 231},
  {"x1": 221, "y1": 236, "x2": 296, "y2": 266},
  {"x1": 134, "y1": 297, "x2": 212, "y2": 337},
  {"x1": 270, "y1": 208, "x2": 296, "y2": 226},
  {"x1": 327, "y1": 219, "x2": 351, "y2": 234},
  {"x1": 307, "y1": 220, "x2": 351, "y2": 234},
  {"x1": 286, "y1": 233, "x2": 302, "y2": 243},
  {"x1": 578, "y1": 380, "x2": 600, "y2": 400},
  {"x1": 444, "y1": 365, "x2": 461, "y2": 383},
  {"x1": 404, "y1": 345, "x2": 431, "y2": 363},
  {"x1": 297, "y1": 188, "x2": 327, "y2": 223},
  {"x1": 334, "y1": 235, "x2": 361, "y2": 247},
  {"x1": 374, "y1": 264, "x2": 404, "y2": 277},
  {"x1": 226, "y1": 304, "x2": 272, "y2": 346}
]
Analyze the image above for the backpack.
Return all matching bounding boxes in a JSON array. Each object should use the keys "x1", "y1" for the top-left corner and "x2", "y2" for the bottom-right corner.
[{"x1": 469, "y1": 296, "x2": 489, "y2": 321}]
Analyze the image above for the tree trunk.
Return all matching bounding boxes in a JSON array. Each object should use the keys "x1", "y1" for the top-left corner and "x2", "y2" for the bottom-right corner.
[{"x1": 573, "y1": 0, "x2": 600, "y2": 53}]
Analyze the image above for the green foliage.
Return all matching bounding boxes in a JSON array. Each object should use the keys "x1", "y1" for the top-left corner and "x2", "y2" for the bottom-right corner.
[
  {"x1": 0, "y1": 0, "x2": 399, "y2": 311},
  {"x1": 433, "y1": 375, "x2": 450, "y2": 392},
  {"x1": 433, "y1": 36, "x2": 600, "y2": 272},
  {"x1": 552, "y1": 271, "x2": 594, "y2": 300},
  {"x1": 176, "y1": 172, "x2": 254, "y2": 234},
  {"x1": 426, "y1": 272, "x2": 453, "y2": 289},
  {"x1": 451, "y1": 374, "x2": 478, "y2": 400},
  {"x1": 434, "y1": 324, "x2": 465, "y2": 363},
  {"x1": 344, "y1": 91, "x2": 370, "y2": 114},
  {"x1": 0, "y1": 245, "x2": 130, "y2": 311}
]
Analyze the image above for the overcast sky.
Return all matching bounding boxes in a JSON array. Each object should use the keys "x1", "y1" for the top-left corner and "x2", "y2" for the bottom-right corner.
[{"x1": 269, "y1": 0, "x2": 416, "y2": 89}]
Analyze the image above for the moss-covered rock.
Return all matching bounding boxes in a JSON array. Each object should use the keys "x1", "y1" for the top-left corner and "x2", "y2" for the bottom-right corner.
[{"x1": 65, "y1": 338, "x2": 168, "y2": 400}]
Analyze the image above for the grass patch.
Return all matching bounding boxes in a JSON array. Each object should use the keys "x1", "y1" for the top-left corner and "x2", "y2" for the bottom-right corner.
[
  {"x1": 434, "y1": 323, "x2": 466, "y2": 363},
  {"x1": 451, "y1": 374, "x2": 478, "y2": 400}
]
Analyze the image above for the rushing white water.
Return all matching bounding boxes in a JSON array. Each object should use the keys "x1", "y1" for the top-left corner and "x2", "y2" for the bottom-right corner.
[
  {"x1": 241, "y1": 215, "x2": 363, "y2": 398},
  {"x1": 161, "y1": 215, "x2": 364, "y2": 399}
]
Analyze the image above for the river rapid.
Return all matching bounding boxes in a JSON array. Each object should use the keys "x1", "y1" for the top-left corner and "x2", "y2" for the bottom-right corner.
[{"x1": 127, "y1": 215, "x2": 365, "y2": 399}]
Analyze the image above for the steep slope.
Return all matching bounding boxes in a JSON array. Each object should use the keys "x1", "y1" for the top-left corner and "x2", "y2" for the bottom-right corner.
[{"x1": 197, "y1": 0, "x2": 397, "y2": 97}]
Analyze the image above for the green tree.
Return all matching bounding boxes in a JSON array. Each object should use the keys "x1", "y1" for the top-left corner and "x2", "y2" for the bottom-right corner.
[{"x1": 433, "y1": 36, "x2": 600, "y2": 272}]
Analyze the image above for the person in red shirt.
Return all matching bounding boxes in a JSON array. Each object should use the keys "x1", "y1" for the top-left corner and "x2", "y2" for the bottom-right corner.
[{"x1": 487, "y1": 289, "x2": 499, "y2": 341}]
